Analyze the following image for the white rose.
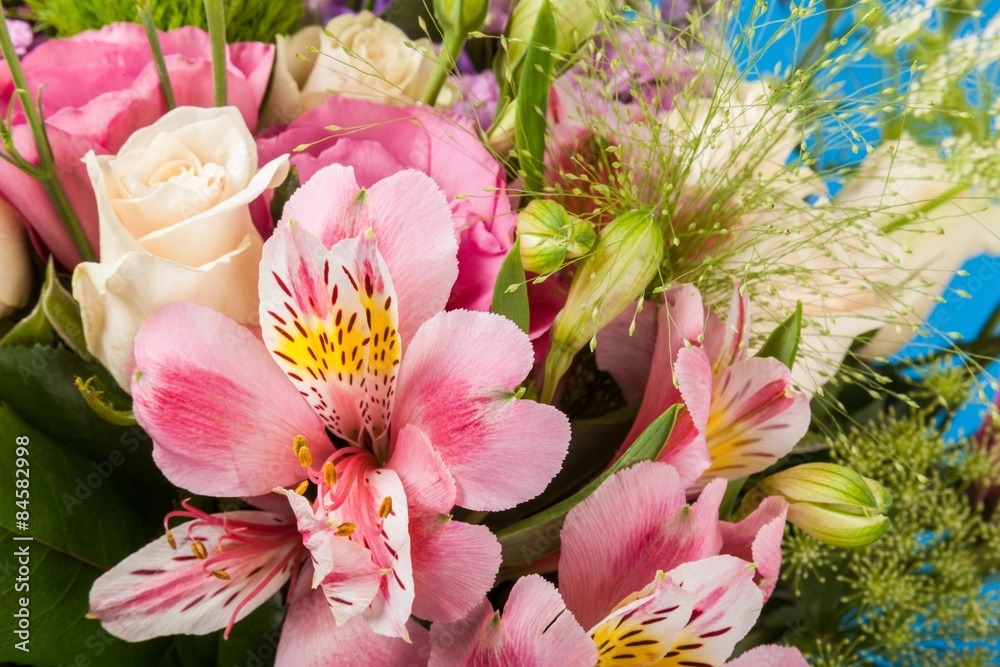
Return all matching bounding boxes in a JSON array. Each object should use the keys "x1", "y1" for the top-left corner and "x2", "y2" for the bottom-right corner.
[
  {"x1": 261, "y1": 11, "x2": 449, "y2": 128},
  {"x1": 0, "y1": 198, "x2": 32, "y2": 319},
  {"x1": 72, "y1": 106, "x2": 289, "y2": 390}
]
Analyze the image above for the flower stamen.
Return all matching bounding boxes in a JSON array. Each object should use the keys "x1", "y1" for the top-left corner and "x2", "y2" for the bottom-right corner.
[{"x1": 293, "y1": 434, "x2": 313, "y2": 467}]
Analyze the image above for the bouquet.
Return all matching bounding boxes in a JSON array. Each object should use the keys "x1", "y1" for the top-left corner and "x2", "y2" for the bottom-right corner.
[{"x1": 1, "y1": 0, "x2": 999, "y2": 665}]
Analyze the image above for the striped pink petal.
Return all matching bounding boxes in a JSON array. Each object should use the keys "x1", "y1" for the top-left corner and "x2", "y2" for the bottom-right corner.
[
  {"x1": 259, "y1": 221, "x2": 401, "y2": 445},
  {"x1": 388, "y1": 425, "x2": 501, "y2": 623},
  {"x1": 720, "y1": 496, "x2": 789, "y2": 602},
  {"x1": 428, "y1": 575, "x2": 597, "y2": 667},
  {"x1": 275, "y1": 573, "x2": 431, "y2": 667},
  {"x1": 131, "y1": 301, "x2": 329, "y2": 497},
  {"x1": 559, "y1": 462, "x2": 724, "y2": 630},
  {"x1": 278, "y1": 164, "x2": 458, "y2": 345},
  {"x1": 88, "y1": 510, "x2": 300, "y2": 642}
]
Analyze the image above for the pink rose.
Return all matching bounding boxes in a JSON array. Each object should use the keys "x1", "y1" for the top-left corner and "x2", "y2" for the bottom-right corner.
[
  {"x1": 0, "y1": 23, "x2": 274, "y2": 268},
  {"x1": 257, "y1": 96, "x2": 514, "y2": 312}
]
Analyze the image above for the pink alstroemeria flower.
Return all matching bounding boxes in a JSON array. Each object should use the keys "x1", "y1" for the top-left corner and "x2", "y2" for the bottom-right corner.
[
  {"x1": 429, "y1": 462, "x2": 801, "y2": 667},
  {"x1": 87, "y1": 165, "x2": 571, "y2": 663},
  {"x1": 598, "y1": 283, "x2": 810, "y2": 489}
]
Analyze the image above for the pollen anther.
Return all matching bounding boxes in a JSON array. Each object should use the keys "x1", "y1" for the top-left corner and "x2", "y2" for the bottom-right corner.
[
  {"x1": 336, "y1": 522, "x2": 356, "y2": 536},
  {"x1": 211, "y1": 569, "x2": 230, "y2": 580},
  {"x1": 292, "y1": 434, "x2": 312, "y2": 468},
  {"x1": 294, "y1": 480, "x2": 310, "y2": 495},
  {"x1": 323, "y1": 461, "x2": 337, "y2": 486},
  {"x1": 191, "y1": 541, "x2": 208, "y2": 559},
  {"x1": 377, "y1": 496, "x2": 393, "y2": 519},
  {"x1": 165, "y1": 529, "x2": 177, "y2": 550}
]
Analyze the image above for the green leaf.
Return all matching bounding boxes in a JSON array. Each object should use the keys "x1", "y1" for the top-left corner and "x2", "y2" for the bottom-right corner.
[
  {"x1": 756, "y1": 301, "x2": 802, "y2": 371},
  {"x1": 490, "y1": 237, "x2": 530, "y2": 334},
  {"x1": 0, "y1": 299, "x2": 54, "y2": 349},
  {"x1": 513, "y1": 0, "x2": 555, "y2": 195},
  {"x1": 0, "y1": 345, "x2": 173, "y2": 520},
  {"x1": 496, "y1": 404, "x2": 679, "y2": 567},
  {"x1": 216, "y1": 594, "x2": 286, "y2": 667},
  {"x1": 0, "y1": 259, "x2": 91, "y2": 360},
  {"x1": 269, "y1": 165, "x2": 300, "y2": 227},
  {"x1": 0, "y1": 405, "x2": 172, "y2": 665},
  {"x1": 40, "y1": 258, "x2": 93, "y2": 362},
  {"x1": 76, "y1": 375, "x2": 138, "y2": 426}
]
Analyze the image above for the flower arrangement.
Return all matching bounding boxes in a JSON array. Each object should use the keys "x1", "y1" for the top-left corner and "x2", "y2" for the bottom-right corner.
[{"x1": 1, "y1": 0, "x2": 999, "y2": 665}]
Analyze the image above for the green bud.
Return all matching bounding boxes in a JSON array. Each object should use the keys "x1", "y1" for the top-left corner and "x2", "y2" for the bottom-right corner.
[
  {"x1": 739, "y1": 463, "x2": 892, "y2": 548},
  {"x1": 517, "y1": 200, "x2": 597, "y2": 274},
  {"x1": 434, "y1": 0, "x2": 489, "y2": 36},
  {"x1": 541, "y1": 210, "x2": 663, "y2": 402},
  {"x1": 504, "y1": 0, "x2": 609, "y2": 76}
]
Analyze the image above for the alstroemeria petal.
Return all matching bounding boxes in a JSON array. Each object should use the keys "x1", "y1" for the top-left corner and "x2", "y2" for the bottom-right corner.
[
  {"x1": 723, "y1": 644, "x2": 810, "y2": 667},
  {"x1": 279, "y1": 489, "x2": 381, "y2": 625},
  {"x1": 429, "y1": 575, "x2": 598, "y2": 667},
  {"x1": 276, "y1": 575, "x2": 430, "y2": 667},
  {"x1": 88, "y1": 511, "x2": 298, "y2": 642},
  {"x1": 720, "y1": 496, "x2": 789, "y2": 601},
  {"x1": 342, "y1": 466, "x2": 415, "y2": 639},
  {"x1": 703, "y1": 282, "x2": 750, "y2": 372},
  {"x1": 620, "y1": 288, "x2": 712, "y2": 486},
  {"x1": 394, "y1": 309, "x2": 571, "y2": 511},
  {"x1": 589, "y1": 573, "x2": 694, "y2": 666},
  {"x1": 279, "y1": 164, "x2": 458, "y2": 344},
  {"x1": 697, "y1": 357, "x2": 810, "y2": 482},
  {"x1": 132, "y1": 301, "x2": 329, "y2": 497},
  {"x1": 594, "y1": 304, "x2": 658, "y2": 403},
  {"x1": 260, "y1": 223, "x2": 401, "y2": 442},
  {"x1": 662, "y1": 555, "x2": 764, "y2": 666},
  {"x1": 389, "y1": 425, "x2": 501, "y2": 622},
  {"x1": 560, "y1": 462, "x2": 724, "y2": 630}
]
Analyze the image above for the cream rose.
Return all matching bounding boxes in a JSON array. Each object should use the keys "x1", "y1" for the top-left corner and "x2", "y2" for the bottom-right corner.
[
  {"x1": 72, "y1": 106, "x2": 289, "y2": 390},
  {"x1": 0, "y1": 198, "x2": 33, "y2": 319},
  {"x1": 261, "y1": 11, "x2": 448, "y2": 128}
]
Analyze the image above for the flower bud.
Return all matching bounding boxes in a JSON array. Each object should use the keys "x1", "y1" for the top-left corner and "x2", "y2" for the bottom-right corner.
[
  {"x1": 739, "y1": 463, "x2": 892, "y2": 548},
  {"x1": 517, "y1": 200, "x2": 596, "y2": 274},
  {"x1": 505, "y1": 0, "x2": 605, "y2": 68},
  {"x1": 434, "y1": 0, "x2": 489, "y2": 35},
  {"x1": 542, "y1": 209, "x2": 663, "y2": 402}
]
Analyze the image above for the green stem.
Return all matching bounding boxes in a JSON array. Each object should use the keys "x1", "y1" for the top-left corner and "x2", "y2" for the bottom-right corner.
[
  {"x1": 422, "y1": 29, "x2": 466, "y2": 107},
  {"x1": 136, "y1": 2, "x2": 176, "y2": 110},
  {"x1": 203, "y1": 0, "x2": 227, "y2": 107},
  {"x1": 0, "y1": 16, "x2": 95, "y2": 262}
]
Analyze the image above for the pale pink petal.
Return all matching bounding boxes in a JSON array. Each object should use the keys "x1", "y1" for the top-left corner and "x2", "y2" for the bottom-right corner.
[
  {"x1": 720, "y1": 497, "x2": 789, "y2": 602},
  {"x1": 132, "y1": 302, "x2": 329, "y2": 497},
  {"x1": 259, "y1": 222, "x2": 401, "y2": 443},
  {"x1": 724, "y1": 645, "x2": 810, "y2": 667},
  {"x1": 345, "y1": 467, "x2": 415, "y2": 639},
  {"x1": 559, "y1": 462, "x2": 723, "y2": 629},
  {"x1": 704, "y1": 281, "x2": 750, "y2": 372},
  {"x1": 588, "y1": 572, "x2": 693, "y2": 665},
  {"x1": 389, "y1": 426, "x2": 501, "y2": 622},
  {"x1": 429, "y1": 575, "x2": 597, "y2": 667},
  {"x1": 664, "y1": 555, "x2": 764, "y2": 665},
  {"x1": 88, "y1": 511, "x2": 299, "y2": 642},
  {"x1": 594, "y1": 303, "x2": 658, "y2": 403},
  {"x1": 618, "y1": 288, "x2": 711, "y2": 484},
  {"x1": 696, "y1": 357, "x2": 810, "y2": 483},
  {"x1": 279, "y1": 164, "x2": 458, "y2": 343},
  {"x1": 276, "y1": 575, "x2": 431, "y2": 667},
  {"x1": 279, "y1": 490, "x2": 381, "y2": 625},
  {"x1": 393, "y1": 309, "x2": 571, "y2": 511}
]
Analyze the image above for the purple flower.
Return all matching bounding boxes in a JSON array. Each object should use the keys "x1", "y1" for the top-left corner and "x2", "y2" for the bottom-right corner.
[{"x1": 3, "y1": 19, "x2": 33, "y2": 57}]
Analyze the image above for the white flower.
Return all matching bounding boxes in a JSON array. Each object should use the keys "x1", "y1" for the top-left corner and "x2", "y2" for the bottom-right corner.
[{"x1": 72, "y1": 106, "x2": 289, "y2": 390}]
